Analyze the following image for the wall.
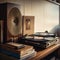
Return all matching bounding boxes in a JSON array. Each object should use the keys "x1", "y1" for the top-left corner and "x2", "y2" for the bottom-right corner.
[
  {"x1": 31, "y1": 0, "x2": 59, "y2": 32},
  {"x1": 0, "y1": 0, "x2": 59, "y2": 33}
]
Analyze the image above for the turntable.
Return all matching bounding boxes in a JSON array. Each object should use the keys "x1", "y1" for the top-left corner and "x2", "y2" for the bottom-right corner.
[{"x1": 21, "y1": 33, "x2": 59, "y2": 49}]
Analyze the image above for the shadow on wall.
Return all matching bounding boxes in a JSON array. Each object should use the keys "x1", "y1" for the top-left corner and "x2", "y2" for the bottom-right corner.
[{"x1": 50, "y1": 25, "x2": 60, "y2": 37}]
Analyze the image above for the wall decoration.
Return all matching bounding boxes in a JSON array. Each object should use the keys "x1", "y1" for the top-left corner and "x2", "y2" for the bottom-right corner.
[
  {"x1": 22, "y1": 16, "x2": 34, "y2": 35},
  {"x1": 25, "y1": 18, "x2": 31, "y2": 30}
]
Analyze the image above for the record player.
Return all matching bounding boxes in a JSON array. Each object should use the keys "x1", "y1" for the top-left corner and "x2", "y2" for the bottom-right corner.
[{"x1": 20, "y1": 32, "x2": 59, "y2": 49}]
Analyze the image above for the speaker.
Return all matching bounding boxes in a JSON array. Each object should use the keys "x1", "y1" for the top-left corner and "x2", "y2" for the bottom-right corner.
[{"x1": 0, "y1": 3, "x2": 22, "y2": 43}]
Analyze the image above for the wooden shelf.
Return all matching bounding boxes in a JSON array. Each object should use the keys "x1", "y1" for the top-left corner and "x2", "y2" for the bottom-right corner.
[
  {"x1": 29, "y1": 44, "x2": 60, "y2": 60},
  {"x1": 0, "y1": 44, "x2": 60, "y2": 60}
]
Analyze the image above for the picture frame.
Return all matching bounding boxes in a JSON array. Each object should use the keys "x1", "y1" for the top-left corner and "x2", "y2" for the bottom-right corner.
[{"x1": 22, "y1": 16, "x2": 34, "y2": 35}]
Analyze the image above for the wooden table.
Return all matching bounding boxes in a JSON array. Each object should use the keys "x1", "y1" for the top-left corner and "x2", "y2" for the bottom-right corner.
[
  {"x1": 29, "y1": 44, "x2": 60, "y2": 60},
  {"x1": 0, "y1": 44, "x2": 60, "y2": 60}
]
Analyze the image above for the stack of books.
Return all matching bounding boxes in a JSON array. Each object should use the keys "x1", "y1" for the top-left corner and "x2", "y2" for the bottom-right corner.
[{"x1": 0, "y1": 42, "x2": 36, "y2": 60}]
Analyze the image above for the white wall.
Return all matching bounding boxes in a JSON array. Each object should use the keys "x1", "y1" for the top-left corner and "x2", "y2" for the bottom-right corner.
[
  {"x1": 0, "y1": 0, "x2": 59, "y2": 33},
  {"x1": 31, "y1": 0, "x2": 59, "y2": 32}
]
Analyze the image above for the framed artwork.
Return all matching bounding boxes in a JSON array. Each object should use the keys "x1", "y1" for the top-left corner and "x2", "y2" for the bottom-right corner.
[
  {"x1": 26, "y1": 18, "x2": 31, "y2": 30},
  {"x1": 22, "y1": 16, "x2": 34, "y2": 35}
]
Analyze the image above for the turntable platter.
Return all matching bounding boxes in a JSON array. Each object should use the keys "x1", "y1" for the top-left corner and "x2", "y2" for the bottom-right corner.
[{"x1": 7, "y1": 7, "x2": 22, "y2": 36}]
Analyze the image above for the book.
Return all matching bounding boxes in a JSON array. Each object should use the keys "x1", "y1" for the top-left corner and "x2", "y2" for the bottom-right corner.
[
  {"x1": 0, "y1": 48, "x2": 36, "y2": 60},
  {"x1": 6, "y1": 42, "x2": 25, "y2": 49},
  {"x1": 1, "y1": 43, "x2": 34, "y2": 55},
  {"x1": 20, "y1": 49, "x2": 36, "y2": 60},
  {"x1": 0, "y1": 43, "x2": 36, "y2": 59}
]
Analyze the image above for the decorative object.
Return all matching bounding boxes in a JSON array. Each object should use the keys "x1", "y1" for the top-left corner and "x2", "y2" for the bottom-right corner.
[
  {"x1": 0, "y1": 3, "x2": 22, "y2": 43},
  {"x1": 22, "y1": 16, "x2": 34, "y2": 35}
]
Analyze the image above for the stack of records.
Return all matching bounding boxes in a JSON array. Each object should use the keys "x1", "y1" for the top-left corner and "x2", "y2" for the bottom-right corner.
[{"x1": 0, "y1": 42, "x2": 36, "y2": 60}]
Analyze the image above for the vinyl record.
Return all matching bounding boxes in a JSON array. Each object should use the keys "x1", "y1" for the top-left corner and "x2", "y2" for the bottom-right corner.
[{"x1": 7, "y1": 7, "x2": 22, "y2": 36}]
